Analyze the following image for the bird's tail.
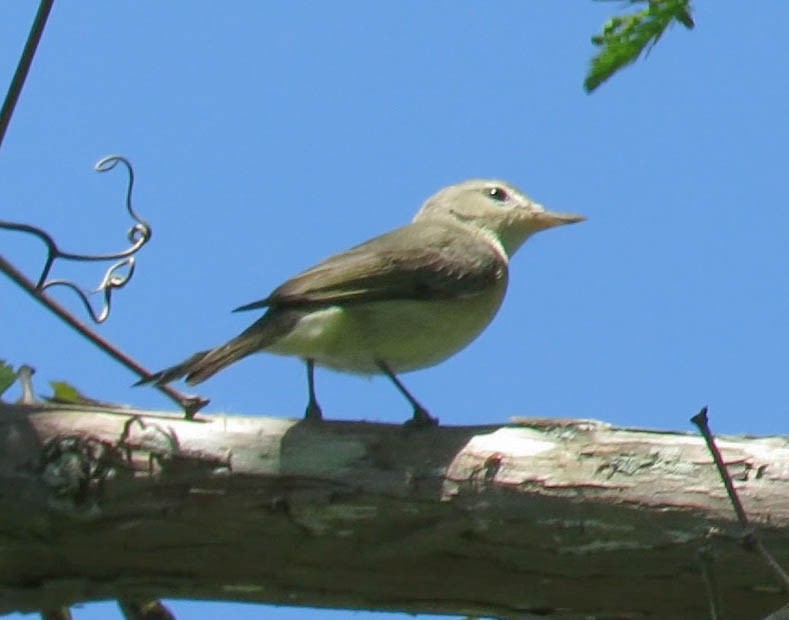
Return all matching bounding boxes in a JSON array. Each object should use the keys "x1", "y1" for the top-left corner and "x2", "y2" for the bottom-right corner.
[
  {"x1": 137, "y1": 310, "x2": 304, "y2": 387},
  {"x1": 136, "y1": 333, "x2": 260, "y2": 387}
]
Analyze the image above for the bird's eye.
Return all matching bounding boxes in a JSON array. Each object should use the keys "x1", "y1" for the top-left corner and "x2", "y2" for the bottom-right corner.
[{"x1": 487, "y1": 187, "x2": 509, "y2": 202}]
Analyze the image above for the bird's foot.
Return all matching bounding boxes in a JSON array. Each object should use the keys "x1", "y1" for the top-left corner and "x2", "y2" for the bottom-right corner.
[
  {"x1": 304, "y1": 400, "x2": 323, "y2": 422},
  {"x1": 404, "y1": 406, "x2": 439, "y2": 429}
]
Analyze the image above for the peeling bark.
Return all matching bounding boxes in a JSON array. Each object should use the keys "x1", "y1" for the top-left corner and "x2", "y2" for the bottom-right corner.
[{"x1": 0, "y1": 403, "x2": 786, "y2": 619}]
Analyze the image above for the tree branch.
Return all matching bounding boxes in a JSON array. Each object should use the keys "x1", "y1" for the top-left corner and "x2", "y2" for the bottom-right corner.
[{"x1": 0, "y1": 403, "x2": 786, "y2": 618}]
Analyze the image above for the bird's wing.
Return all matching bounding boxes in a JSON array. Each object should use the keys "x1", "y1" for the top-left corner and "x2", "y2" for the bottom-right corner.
[{"x1": 234, "y1": 221, "x2": 507, "y2": 311}]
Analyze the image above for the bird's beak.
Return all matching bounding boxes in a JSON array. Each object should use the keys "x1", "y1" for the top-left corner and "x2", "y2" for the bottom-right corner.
[{"x1": 530, "y1": 208, "x2": 586, "y2": 231}]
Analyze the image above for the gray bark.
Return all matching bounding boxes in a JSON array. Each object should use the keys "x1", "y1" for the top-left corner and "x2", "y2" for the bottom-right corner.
[{"x1": 0, "y1": 403, "x2": 786, "y2": 619}]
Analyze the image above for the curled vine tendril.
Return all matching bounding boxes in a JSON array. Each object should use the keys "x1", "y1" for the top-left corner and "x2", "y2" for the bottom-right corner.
[
  {"x1": 0, "y1": 155, "x2": 150, "y2": 323},
  {"x1": 0, "y1": 4, "x2": 207, "y2": 417},
  {"x1": 0, "y1": 155, "x2": 209, "y2": 417}
]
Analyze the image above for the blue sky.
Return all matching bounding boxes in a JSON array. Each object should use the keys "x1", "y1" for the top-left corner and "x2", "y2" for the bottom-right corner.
[{"x1": 1, "y1": 2, "x2": 787, "y2": 619}]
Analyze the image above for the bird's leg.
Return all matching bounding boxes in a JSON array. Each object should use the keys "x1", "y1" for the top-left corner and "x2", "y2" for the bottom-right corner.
[
  {"x1": 376, "y1": 360, "x2": 438, "y2": 427},
  {"x1": 304, "y1": 359, "x2": 323, "y2": 421}
]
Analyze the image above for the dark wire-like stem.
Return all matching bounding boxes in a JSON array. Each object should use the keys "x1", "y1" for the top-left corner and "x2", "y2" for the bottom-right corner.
[
  {"x1": 691, "y1": 407, "x2": 749, "y2": 525},
  {"x1": 0, "y1": 255, "x2": 208, "y2": 418},
  {"x1": 0, "y1": 0, "x2": 54, "y2": 151},
  {"x1": 691, "y1": 406, "x2": 789, "y2": 591}
]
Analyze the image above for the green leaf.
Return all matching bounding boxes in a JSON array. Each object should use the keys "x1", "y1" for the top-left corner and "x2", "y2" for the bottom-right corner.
[
  {"x1": 585, "y1": 0, "x2": 695, "y2": 93},
  {"x1": 0, "y1": 360, "x2": 15, "y2": 399},
  {"x1": 48, "y1": 380, "x2": 86, "y2": 404},
  {"x1": 47, "y1": 380, "x2": 111, "y2": 407}
]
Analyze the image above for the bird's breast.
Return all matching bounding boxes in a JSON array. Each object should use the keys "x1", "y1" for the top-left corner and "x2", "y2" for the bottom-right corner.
[{"x1": 265, "y1": 278, "x2": 508, "y2": 374}]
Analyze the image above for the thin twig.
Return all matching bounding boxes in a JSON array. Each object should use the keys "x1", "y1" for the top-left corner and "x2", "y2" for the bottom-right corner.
[
  {"x1": 0, "y1": 0, "x2": 54, "y2": 150},
  {"x1": 691, "y1": 407, "x2": 749, "y2": 526},
  {"x1": 691, "y1": 406, "x2": 789, "y2": 591},
  {"x1": 0, "y1": 255, "x2": 208, "y2": 418}
]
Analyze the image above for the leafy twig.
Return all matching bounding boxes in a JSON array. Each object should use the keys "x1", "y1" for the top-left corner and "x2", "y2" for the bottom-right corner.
[{"x1": 585, "y1": 0, "x2": 694, "y2": 92}]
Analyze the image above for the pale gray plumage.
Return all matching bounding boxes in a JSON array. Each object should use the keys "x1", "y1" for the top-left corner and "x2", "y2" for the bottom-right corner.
[{"x1": 141, "y1": 179, "x2": 584, "y2": 426}]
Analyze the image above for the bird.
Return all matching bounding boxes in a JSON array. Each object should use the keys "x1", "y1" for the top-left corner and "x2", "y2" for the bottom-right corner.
[{"x1": 139, "y1": 179, "x2": 584, "y2": 426}]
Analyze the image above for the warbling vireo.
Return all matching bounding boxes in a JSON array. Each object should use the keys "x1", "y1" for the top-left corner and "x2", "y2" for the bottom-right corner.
[{"x1": 141, "y1": 179, "x2": 584, "y2": 426}]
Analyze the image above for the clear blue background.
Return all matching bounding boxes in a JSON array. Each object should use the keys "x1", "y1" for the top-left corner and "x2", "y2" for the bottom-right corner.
[{"x1": 1, "y1": 2, "x2": 786, "y2": 619}]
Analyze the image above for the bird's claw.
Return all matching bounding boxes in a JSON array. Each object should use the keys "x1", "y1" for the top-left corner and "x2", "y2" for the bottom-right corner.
[
  {"x1": 304, "y1": 401, "x2": 323, "y2": 422},
  {"x1": 404, "y1": 406, "x2": 439, "y2": 429}
]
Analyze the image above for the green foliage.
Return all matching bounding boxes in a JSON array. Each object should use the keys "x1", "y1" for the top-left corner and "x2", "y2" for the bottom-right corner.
[
  {"x1": 585, "y1": 0, "x2": 694, "y2": 92},
  {"x1": 47, "y1": 380, "x2": 113, "y2": 407},
  {"x1": 0, "y1": 360, "x2": 15, "y2": 399},
  {"x1": 48, "y1": 380, "x2": 91, "y2": 405}
]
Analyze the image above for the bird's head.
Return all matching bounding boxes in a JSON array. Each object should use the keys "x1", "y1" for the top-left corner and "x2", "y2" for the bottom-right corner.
[{"x1": 414, "y1": 179, "x2": 584, "y2": 257}]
